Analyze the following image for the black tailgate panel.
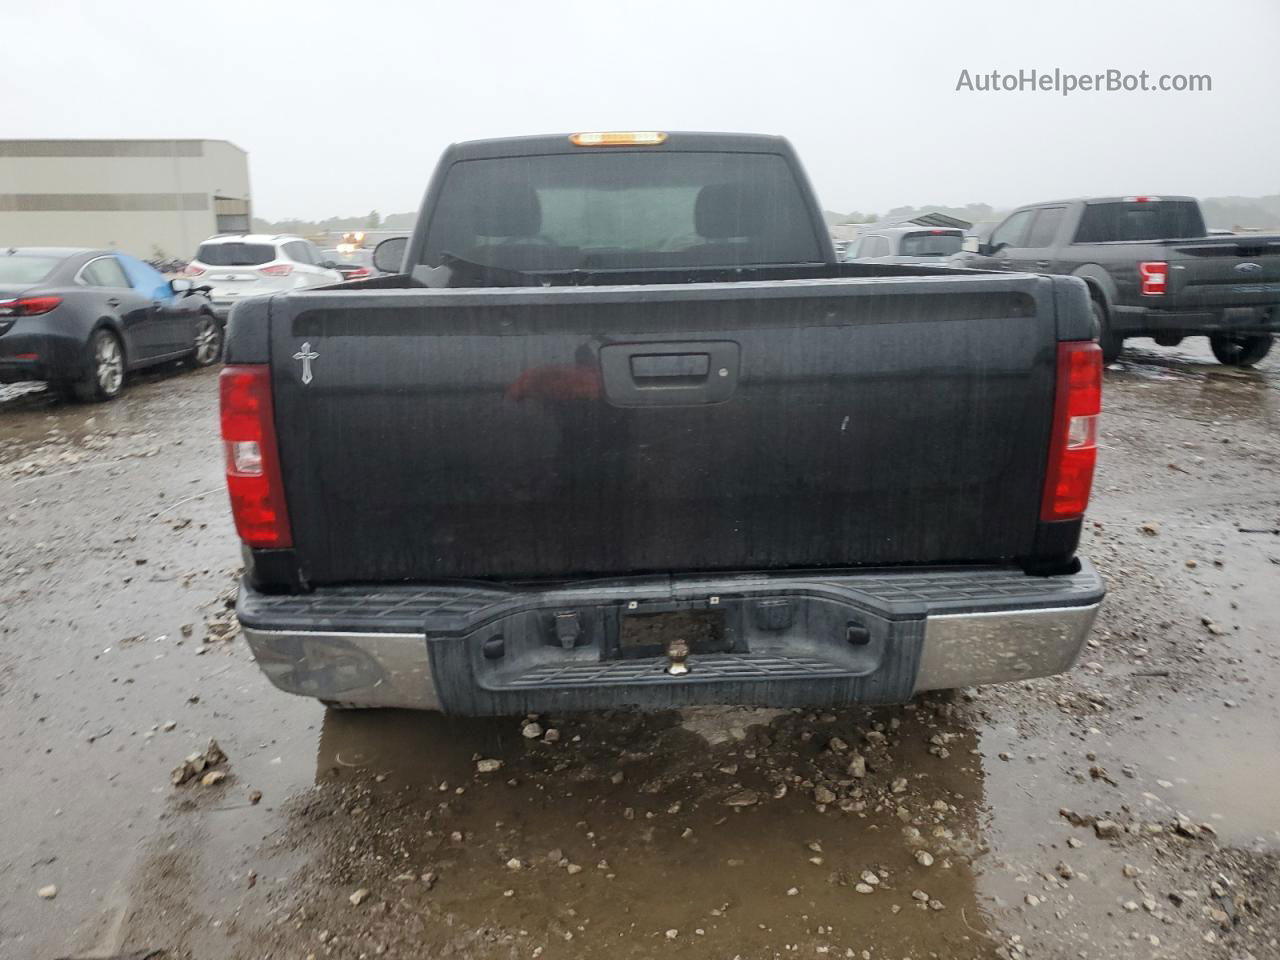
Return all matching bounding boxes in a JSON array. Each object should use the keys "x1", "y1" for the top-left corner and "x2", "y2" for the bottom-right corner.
[{"x1": 271, "y1": 278, "x2": 1056, "y2": 583}]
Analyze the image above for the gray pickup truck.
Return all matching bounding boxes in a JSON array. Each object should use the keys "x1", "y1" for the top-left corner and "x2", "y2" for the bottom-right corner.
[
  {"x1": 955, "y1": 196, "x2": 1280, "y2": 365},
  {"x1": 221, "y1": 131, "x2": 1104, "y2": 715}
]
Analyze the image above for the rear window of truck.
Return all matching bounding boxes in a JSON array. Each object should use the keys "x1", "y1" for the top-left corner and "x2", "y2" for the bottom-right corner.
[
  {"x1": 421, "y1": 152, "x2": 824, "y2": 272},
  {"x1": 899, "y1": 231, "x2": 963, "y2": 257},
  {"x1": 196, "y1": 242, "x2": 276, "y2": 266},
  {"x1": 1073, "y1": 201, "x2": 1206, "y2": 242}
]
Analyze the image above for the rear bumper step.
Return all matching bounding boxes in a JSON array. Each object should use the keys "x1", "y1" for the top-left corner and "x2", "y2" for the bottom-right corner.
[{"x1": 239, "y1": 563, "x2": 1104, "y2": 714}]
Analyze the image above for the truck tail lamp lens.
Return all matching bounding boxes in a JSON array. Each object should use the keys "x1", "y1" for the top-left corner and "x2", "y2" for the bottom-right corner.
[
  {"x1": 260, "y1": 263, "x2": 294, "y2": 277},
  {"x1": 220, "y1": 365, "x2": 292, "y2": 548},
  {"x1": 570, "y1": 131, "x2": 668, "y2": 147},
  {"x1": 1041, "y1": 341, "x2": 1102, "y2": 523},
  {"x1": 1138, "y1": 261, "x2": 1168, "y2": 295}
]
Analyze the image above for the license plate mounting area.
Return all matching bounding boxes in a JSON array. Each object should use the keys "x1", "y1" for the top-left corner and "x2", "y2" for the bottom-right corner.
[{"x1": 617, "y1": 602, "x2": 732, "y2": 660}]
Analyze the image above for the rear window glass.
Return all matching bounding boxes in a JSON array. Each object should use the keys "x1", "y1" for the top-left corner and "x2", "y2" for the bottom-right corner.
[
  {"x1": 899, "y1": 231, "x2": 963, "y2": 257},
  {"x1": 1074, "y1": 201, "x2": 1206, "y2": 242},
  {"x1": 196, "y1": 242, "x2": 276, "y2": 266},
  {"x1": 0, "y1": 255, "x2": 60, "y2": 284},
  {"x1": 422, "y1": 152, "x2": 824, "y2": 272}
]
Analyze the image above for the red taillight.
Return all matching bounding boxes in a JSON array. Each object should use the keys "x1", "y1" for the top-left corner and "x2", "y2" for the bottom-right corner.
[
  {"x1": 0, "y1": 295, "x2": 63, "y2": 317},
  {"x1": 219, "y1": 365, "x2": 292, "y2": 548},
  {"x1": 1138, "y1": 261, "x2": 1168, "y2": 296},
  {"x1": 260, "y1": 263, "x2": 293, "y2": 277},
  {"x1": 349, "y1": 267, "x2": 370, "y2": 280},
  {"x1": 1041, "y1": 341, "x2": 1101, "y2": 522},
  {"x1": 184, "y1": 264, "x2": 206, "y2": 277}
]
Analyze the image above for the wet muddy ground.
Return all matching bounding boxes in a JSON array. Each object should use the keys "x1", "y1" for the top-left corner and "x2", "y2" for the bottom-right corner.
[{"x1": 1, "y1": 342, "x2": 1278, "y2": 960}]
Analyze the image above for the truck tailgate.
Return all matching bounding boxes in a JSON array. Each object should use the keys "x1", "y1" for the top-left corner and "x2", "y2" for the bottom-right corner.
[
  {"x1": 268, "y1": 275, "x2": 1058, "y2": 584},
  {"x1": 1169, "y1": 237, "x2": 1280, "y2": 308}
]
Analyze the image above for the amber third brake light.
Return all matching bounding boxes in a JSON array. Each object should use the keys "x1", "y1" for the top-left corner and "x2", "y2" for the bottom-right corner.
[
  {"x1": 220, "y1": 365, "x2": 293, "y2": 548},
  {"x1": 569, "y1": 131, "x2": 668, "y2": 147},
  {"x1": 1041, "y1": 341, "x2": 1102, "y2": 522}
]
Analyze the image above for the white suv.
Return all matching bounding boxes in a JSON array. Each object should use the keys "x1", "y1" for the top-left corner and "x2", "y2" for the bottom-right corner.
[{"x1": 186, "y1": 235, "x2": 343, "y2": 318}]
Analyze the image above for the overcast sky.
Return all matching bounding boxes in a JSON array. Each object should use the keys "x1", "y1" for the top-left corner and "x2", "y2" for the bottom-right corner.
[{"x1": 8, "y1": 0, "x2": 1279, "y2": 220}]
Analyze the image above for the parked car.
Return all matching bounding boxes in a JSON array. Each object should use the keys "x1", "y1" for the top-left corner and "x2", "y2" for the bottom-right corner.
[
  {"x1": 844, "y1": 224, "x2": 966, "y2": 263},
  {"x1": 0, "y1": 247, "x2": 221, "y2": 401},
  {"x1": 321, "y1": 247, "x2": 377, "y2": 282},
  {"x1": 185, "y1": 235, "x2": 343, "y2": 318},
  {"x1": 956, "y1": 197, "x2": 1280, "y2": 364},
  {"x1": 222, "y1": 131, "x2": 1104, "y2": 715}
]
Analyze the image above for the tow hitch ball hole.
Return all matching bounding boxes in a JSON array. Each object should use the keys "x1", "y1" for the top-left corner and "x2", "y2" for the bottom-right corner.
[
  {"x1": 482, "y1": 635, "x2": 506, "y2": 660},
  {"x1": 846, "y1": 623, "x2": 871, "y2": 646}
]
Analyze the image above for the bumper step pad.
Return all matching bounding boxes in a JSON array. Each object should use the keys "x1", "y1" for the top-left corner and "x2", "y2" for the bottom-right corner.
[{"x1": 238, "y1": 563, "x2": 1103, "y2": 633}]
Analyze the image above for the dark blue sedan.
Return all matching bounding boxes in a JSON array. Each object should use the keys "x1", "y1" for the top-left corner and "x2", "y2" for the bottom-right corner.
[{"x1": 0, "y1": 247, "x2": 221, "y2": 401}]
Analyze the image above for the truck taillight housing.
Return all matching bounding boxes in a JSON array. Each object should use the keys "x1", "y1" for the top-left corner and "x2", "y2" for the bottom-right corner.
[
  {"x1": 1041, "y1": 341, "x2": 1101, "y2": 523},
  {"x1": 220, "y1": 365, "x2": 293, "y2": 548},
  {"x1": 1138, "y1": 261, "x2": 1168, "y2": 295}
]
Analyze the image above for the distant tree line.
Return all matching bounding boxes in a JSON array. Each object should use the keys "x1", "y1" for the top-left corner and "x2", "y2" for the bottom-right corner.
[
  {"x1": 251, "y1": 210, "x2": 417, "y2": 235},
  {"x1": 1198, "y1": 196, "x2": 1280, "y2": 231}
]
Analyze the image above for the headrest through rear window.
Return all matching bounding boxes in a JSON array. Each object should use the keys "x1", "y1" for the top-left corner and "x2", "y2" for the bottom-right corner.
[
  {"x1": 468, "y1": 181, "x2": 541, "y2": 237},
  {"x1": 695, "y1": 182, "x2": 764, "y2": 239}
]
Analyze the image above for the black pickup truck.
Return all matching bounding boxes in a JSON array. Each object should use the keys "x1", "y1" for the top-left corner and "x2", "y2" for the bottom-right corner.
[
  {"x1": 954, "y1": 196, "x2": 1280, "y2": 365},
  {"x1": 221, "y1": 131, "x2": 1104, "y2": 715}
]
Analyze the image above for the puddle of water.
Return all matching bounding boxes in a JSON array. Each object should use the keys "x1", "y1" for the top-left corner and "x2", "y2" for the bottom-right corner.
[
  {"x1": 1094, "y1": 351, "x2": 1278, "y2": 847},
  {"x1": 1110, "y1": 701, "x2": 1280, "y2": 848},
  {"x1": 1107, "y1": 355, "x2": 1278, "y2": 431},
  {"x1": 1105, "y1": 518, "x2": 1280, "y2": 849},
  {"x1": 260, "y1": 703, "x2": 1004, "y2": 958},
  {"x1": 0, "y1": 365, "x2": 218, "y2": 465}
]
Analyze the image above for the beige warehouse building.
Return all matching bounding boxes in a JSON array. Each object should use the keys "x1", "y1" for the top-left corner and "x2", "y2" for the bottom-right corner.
[{"x1": 0, "y1": 139, "x2": 250, "y2": 260}]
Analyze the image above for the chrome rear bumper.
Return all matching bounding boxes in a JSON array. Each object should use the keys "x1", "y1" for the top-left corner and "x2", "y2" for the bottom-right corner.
[
  {"x1": 913, "y1": 603, "x2": 1100, "y2": 692},
  {"x1": 240, "y1": 565, "x2": 1103, "y2": 712},
  {"x1": 243, "y1": 628, "x2": 442, "y2": 710}
]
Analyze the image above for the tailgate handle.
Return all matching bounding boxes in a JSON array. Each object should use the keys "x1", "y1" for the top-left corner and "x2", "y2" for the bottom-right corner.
[
  {"x1": 600, "y1": 340, "x2": 740, "y2": 407},
  {"x1": 630, "y1": 353, "x2": 710, "y2": 379}
]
